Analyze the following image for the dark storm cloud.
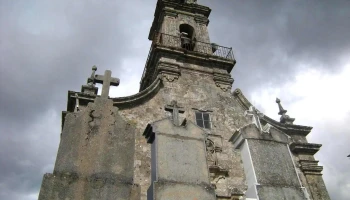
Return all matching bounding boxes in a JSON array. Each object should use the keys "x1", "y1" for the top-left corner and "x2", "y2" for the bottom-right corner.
[
  {"x1": 201, "y1": 0, "x2": 350, "y2": 93},
  {"x1": 0, "y1": 0, "x2": 155, "y2": 199},
  {"x1": 1, "y1": 0, "x2": 349, "y2": 199},
  {"x1": 199, "y1": 1, "x2": 350, "y2": 199},
  {"x1": 0, "y1": 0, "x2": 134, "y2": 126}
]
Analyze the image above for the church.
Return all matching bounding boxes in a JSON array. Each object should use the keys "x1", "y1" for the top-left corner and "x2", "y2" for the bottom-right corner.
[{"x1": 38, "y1": 0, "x2": 330, "y2": 199}]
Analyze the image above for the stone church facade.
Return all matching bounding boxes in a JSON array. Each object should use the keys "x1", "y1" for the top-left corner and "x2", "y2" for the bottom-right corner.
[{"x1": 38, "y1": 0, "x2": 330, "y2": 199}]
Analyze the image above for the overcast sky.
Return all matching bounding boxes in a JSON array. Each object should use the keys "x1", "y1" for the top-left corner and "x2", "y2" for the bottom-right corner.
[{"x1": 0, "y1": 0, "x2": 349, "y2": 199}]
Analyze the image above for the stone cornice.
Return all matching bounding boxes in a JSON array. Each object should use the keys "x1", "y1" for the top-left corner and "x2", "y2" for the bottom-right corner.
[
  {"x1": 112, "y1": 76, "x2": 162, "y2": 109},
  {"x1": 290, "y1": 142, "x2": 322, "y2": 155},
  {"x1": 299, "y1": 160, "x2": 323, "y2": 175},
  {"x1": 194, "y1": 14, "x2": 209, "y2": 25},
  {"x1": 161, "y1": 7, "x2": 178, "y2": 18},
  {"x1": 232, "y1": 88, "x2": 313, "y2": 136}
]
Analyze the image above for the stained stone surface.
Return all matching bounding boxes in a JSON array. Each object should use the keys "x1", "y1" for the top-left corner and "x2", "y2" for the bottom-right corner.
[
  {"x1": 38, "y1": 97, "x2": 139, "y2": 199},
  {"x1": 120, "y1": 70, "x2": 249, "y2": 199},
  {"x1": 257, "y1": 186, "x2": 306, "y2": 200},
  {"x1": 249, "y1": 139, "x2": 300, "y2": 187},
  {"x1": 153, "y1": 182, "x2": 215, "y2": 200},
  {"x1": 38, "y1": 0, "x2": 331, "y2": 199},
  {"x1": 232, "y1": 124, "x2": 308, "y2": 200},
  {"x1": 144, "y1": 119, "x2": 216, "y2": 200}
]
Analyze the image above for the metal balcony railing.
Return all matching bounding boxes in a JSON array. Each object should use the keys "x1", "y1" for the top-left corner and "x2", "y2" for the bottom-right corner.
[
  {"x1": 141, "y1": 32, "x2": 234, "y2": 85},
  {"x1": 153, "y1": 32, "x2": 234, "y2": 60}
]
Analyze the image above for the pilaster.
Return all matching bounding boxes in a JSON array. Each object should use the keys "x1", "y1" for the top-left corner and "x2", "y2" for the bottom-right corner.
[{"x1": 290, "y1": 142, "x2": 331, "y2": 200}]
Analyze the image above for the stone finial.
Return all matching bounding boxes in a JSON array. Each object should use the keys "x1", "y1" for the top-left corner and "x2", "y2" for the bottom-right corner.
[
  {"x1": 87, "y1": 65, "x2": 98, "y2": 86},
  {"x1": 276, "y1": 98, "x2": 295, "y2": 125},
  {"x1": 81, "y1": 66, "x2": 98, "y2": 95}
]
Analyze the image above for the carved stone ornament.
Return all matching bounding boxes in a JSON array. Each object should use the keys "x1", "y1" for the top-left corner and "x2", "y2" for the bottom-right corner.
[
  {"x1": 157, "y1": 61, "x2": 181, "y2": 83},
  {"x1": 215, "y1": 82, "x2": 232, "y2": 92},
  {"x1": 213, "y1": 72, "x2": 234, "y2": 92},
  {"x1": 206, "y1": 138, "x2": 219, "y2": 166},
  {"x1": 162, "y1": 73, "x2": 179, "y2": 82}
]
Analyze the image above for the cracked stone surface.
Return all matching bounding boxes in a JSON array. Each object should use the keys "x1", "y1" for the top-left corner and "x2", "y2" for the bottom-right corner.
[{"x1": 38, "y1": 97, "x2": 140, "y2": 200}]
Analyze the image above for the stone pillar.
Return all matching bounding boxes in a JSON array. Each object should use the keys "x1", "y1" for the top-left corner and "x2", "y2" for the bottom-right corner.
[
  {"x1": 143, "y1": 119, "x2": 216, "y2": 200},
  {"x1": 290, "y1": 143, "x2": 331, "y2": 200},
  {"x1": 38, "y1": 97, "x2": 140, "y2": 200},
  {"x1": 230, "y1": 124, "x2": 308, "y2": 200}
]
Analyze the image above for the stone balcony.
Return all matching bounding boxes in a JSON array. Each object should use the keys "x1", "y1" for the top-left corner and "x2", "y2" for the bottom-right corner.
[
  {"x1": 152, "y1": 32, "x2": 234, "y2": 60},
  {"x1": 140, "y1": 32, "x2": 235, "y2": 91}
]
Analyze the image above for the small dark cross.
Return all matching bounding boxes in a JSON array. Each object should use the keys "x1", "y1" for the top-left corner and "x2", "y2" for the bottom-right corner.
[
  {"x1": 165, "y1": 100, "x2": 185, "y2": 126},
  {"x1": 94, "y1": 70, "x2": 120, "y2": 98}
]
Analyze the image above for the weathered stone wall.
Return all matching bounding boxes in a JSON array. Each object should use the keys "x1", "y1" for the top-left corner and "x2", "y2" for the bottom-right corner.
[
  {"x1": 39, "y1": 98, "x2": 140, "y2": 199},
  {"x1": 119, "y1": 59, "x2": 249, "y2": 199},
  {"x1": 161, "y1": 12, "x2": 210, "y2": 44},
  {"x1": 38, "y1": 1, "x2": 330, "y2": 199}
]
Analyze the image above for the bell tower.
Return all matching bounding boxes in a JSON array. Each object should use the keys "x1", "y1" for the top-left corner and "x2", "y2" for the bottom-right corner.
[
  {"x1": 140, "y1": 0, "x2": 236, "y2": 92},
  {"x1": 37, "y1": 0, "x2": 331, "y2": 199}
]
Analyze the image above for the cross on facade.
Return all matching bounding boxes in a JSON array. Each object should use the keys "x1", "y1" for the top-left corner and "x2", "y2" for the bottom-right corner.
[
  {"x1": 74, "y1": 93, "x2": 80, "y2": 112},
  {"x1": 165, "y1": 100, "x2": 185, "y2": 126},
  {"x1": 245, "y1": 106, "x2": 265, "y2": 133},
  {"x1": 89, "y1": 67, "x2": 120, "y2": 98}
]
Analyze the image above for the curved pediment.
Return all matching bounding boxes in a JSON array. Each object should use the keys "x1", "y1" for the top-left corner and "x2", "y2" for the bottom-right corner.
[
  {"x1": 112, "y1": 76, "x2": 162, "y2": 109},
  {"x1": 232, "y1": 88, "x2": 312, "y2": 136}
]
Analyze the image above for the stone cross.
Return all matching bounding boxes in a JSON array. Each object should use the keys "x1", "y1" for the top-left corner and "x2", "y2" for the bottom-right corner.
[
  {"x1": 94, "y1": 69, "x2": 120, "y2": 98},
  {"x1": 74, "y1": 93, "x2": 80, "y2": 112},
  {"x1": 245, "y1": 106, "x2": 265, "y2": 133},
  {"x1": 165, "y1": 100, "x2": 185, "y2": 126}
]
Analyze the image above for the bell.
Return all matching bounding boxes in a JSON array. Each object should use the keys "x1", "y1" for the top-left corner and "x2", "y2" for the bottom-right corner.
[{"x1": 180, "y1": 32, "x2": 191, "y2": 49}]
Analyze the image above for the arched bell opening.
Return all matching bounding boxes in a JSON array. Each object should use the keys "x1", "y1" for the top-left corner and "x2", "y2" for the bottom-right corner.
[{"x1": 179, "y1": 24, "x2": 195, "y2": 51}]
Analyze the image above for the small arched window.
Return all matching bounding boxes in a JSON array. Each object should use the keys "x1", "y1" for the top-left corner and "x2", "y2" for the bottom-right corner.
[{"x1": 179, "y1": 24, "x2": 195, "y2": 51}]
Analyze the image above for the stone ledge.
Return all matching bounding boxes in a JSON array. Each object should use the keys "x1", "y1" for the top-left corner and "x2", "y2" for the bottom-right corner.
[
  {"x1": 299, "y1": 160, "x2": 323, "y2": 175},
  {"x1": 290, "y1": 142, "x2": 322, "y2": 155}
]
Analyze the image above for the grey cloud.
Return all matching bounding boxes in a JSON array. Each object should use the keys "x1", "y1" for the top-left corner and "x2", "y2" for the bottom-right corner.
[
  {"x1": 0, "y1": 0, "x2": 136, "y2": 126},
  {"x1": 201, "y1": 0, "x2": 350, "y2": 93},
  {"x1": 1, "y1": 0, "x2": 349, "y2": 199},
  {"x1": 0, "y1": 0, "x2": 154, "y2": 199}
]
